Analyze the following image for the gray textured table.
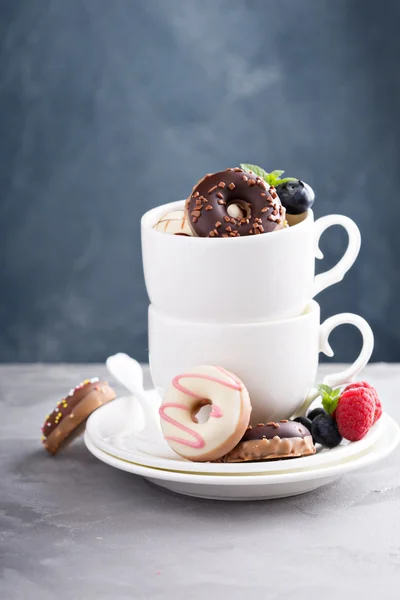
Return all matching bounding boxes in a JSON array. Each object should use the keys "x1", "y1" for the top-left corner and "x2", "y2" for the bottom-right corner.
[{"x1": 1, "y1": 364, "x2": 400, "y2": 600}]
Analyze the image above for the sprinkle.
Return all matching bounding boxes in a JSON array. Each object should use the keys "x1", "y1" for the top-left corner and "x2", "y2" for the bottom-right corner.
[
  {"x1": 242, "y1": 175, "x2": 248, "y2": 182},
  {"x1": 208, "y1": 185, "x2": 218, "y2": 194},
  {"x1": 228, "y1": 183, "x2": 235, "y2": 191},
  {"x1": 216, "y1": 192, "x2": 224, "y2": 199},
  {"x1": 193, "y1": 191, "x2": 199, "y2": 198},
  {"x1": 218, "y1": 182, "x2": 226, "y2": 188},
  {"x1": 205, "y1": 205, "x2": 213, "y2": 211}
]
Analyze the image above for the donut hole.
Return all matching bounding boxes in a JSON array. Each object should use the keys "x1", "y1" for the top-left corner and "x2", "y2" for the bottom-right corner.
[
  {"x1": 227, "y1": 201, "x2": 251, "y2": 220},
  {"x1": 191, "y1": 399, "x2": 212, "y2": 424}
]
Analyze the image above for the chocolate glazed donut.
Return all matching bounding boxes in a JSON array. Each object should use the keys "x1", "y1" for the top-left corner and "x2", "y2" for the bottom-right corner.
[
  {"x1": 42, "y1": 378, "x2": 116, "y2": 455},
  {"x1": 186, "y1": 168, "x2": 286, "y2": 238}
]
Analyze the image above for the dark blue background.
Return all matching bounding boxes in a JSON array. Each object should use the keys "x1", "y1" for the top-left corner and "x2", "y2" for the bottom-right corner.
[{"x1": 1, "y1": 0, "x2": 399, "y2": 363}]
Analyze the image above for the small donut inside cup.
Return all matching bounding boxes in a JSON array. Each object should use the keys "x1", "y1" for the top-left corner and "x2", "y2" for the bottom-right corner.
[{"x1": 186, "y1": 168, "x2": 286, "y2": 238}]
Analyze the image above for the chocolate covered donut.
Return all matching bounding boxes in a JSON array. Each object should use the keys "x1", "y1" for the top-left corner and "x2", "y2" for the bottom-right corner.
[
  {"x1": 215, "y1": 420, "x2": 316, "y2": 462},
  {"x1": 186, "y1": 168, "x2": 286, "y2": 238},
  {"x1": 42, "y1": 378, "x2": 116, "y2": 455}
]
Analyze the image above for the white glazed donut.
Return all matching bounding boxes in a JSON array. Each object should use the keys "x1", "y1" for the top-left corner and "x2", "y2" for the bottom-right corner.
[
  {"x1": 159, "y1": 365, "x2": 252, "y2": 462},
  {"x1": 153, "y1": 210, "x2": 192, "y2": 236}
]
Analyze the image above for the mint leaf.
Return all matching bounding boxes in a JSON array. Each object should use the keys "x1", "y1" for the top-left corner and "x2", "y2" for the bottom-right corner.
[
  {"x1": 322, "y1": 395, "x2": 339, "y2": 415},
  {"x1": 275, "y1": 177, "x2": 298, "y2": 185},
  {"x1": 318, "y1": 384, "x2": 341, "y2": 414},
  {"x1": 240, "y1": 164, "x2": 298, "y2": 187},
  {"x1": 240, "y1": 163, "x2": 269, "y2": 180},
  {"x1": 270, "y1": 170, "x2": 285, "y2": 179},
  {"x1": 317, "y1": 384, "x2": 333, "y2": 396}
]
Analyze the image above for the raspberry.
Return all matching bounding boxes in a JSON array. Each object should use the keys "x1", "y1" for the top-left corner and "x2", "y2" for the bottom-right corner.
[
  {"x1": 335, "y1": 387, "x2": 375, "y2": 441},
  {"x1": 344, "y1": 381, "x2": 382, "y2": 424}
]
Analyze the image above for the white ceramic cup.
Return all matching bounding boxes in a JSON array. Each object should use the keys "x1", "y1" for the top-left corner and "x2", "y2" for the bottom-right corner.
[
  {"x1": 141, "y1": 201, "x2": 361, "y2": 323},
  {"x1": 148, "y1": 300, "x2": 374, "y2": 424}
]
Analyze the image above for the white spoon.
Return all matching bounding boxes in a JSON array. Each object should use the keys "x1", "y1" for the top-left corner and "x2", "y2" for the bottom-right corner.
[{"x1": 105, "y1": 353, "x2": 174, "y2": 458}]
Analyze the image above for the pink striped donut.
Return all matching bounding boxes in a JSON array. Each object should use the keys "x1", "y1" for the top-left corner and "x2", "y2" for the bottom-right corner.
[{"x1": 159, "y1": 365, "x2": 252, "y2": 462}]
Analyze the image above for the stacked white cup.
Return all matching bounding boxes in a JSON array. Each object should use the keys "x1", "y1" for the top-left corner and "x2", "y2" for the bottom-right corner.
[{"x1": 141, "y1": 200, "x2": 374, "y2": 424}]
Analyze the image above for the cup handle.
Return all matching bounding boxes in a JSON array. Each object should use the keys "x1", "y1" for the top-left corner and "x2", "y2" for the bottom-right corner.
[
  {"x1": 293, "y1": 312, "x2": 374, "y2": 417},
  {"x1": 312, "y1": 215, "x2": 361, "y2": 297}
]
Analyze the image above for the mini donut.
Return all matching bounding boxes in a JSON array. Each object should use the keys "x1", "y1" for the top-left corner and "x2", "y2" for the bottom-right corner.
[
  {"x1": 42, "y1": 378, "x2": 116, "y2": 455},
  {"x1": 153, "y1": 209, "x2": 192, "y2": 236},
  {"x1": 215, "y1": 421, "x2": 316, "y2": 463},
  {"x1": 159, "y1": 365, "x2": 252, "y2": 462},
  {"x1": 186, "y1": 168, "x2": 286, "y2": 238}
]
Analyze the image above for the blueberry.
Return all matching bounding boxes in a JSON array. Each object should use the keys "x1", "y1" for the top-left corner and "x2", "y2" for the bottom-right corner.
[
  {"x1": 311, "y1": 414, "x2": 343, "y2": 448},
  {"x1": 275, "y1": 180, "x2": 315, "y2": 215},
  {"x1": 293, "y1": 416, "x2": 312, "y2": 434},
  {"x1": 307, "y1": 407, "x2": 327, "y2": 421}
]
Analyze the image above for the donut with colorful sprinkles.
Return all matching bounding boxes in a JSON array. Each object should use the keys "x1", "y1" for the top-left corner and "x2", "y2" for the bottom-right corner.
[{"x1": 41, "y1": 378, "x2": 116, "y2": 455}]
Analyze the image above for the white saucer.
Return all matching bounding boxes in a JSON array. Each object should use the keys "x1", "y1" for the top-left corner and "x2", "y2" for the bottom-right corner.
[
  {"x1": 86, "y1": 393, "x2": 386, "y2": 476},
  {"x1": 84, "y1": 412, "x2": 400, "y2": 500}
]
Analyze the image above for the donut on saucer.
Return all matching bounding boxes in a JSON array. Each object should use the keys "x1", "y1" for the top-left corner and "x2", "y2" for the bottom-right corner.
[
  {"x1": 215, "y1": 420, "x2": 316, "y2": 462},
  {"x1": 41, "y1": 378, "x2": 116, "y2": 455},
  {"x1": 159, "y1": 365, "x2": 252, "y2": 462}
]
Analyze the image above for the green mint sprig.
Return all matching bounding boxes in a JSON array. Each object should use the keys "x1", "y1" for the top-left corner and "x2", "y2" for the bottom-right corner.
[
  {"x1": 240, "y1": 163, "x2": 297, "y2": 187},
  {"x1": 317, "y1": 384, "x2": 342, "y2": 415}
]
